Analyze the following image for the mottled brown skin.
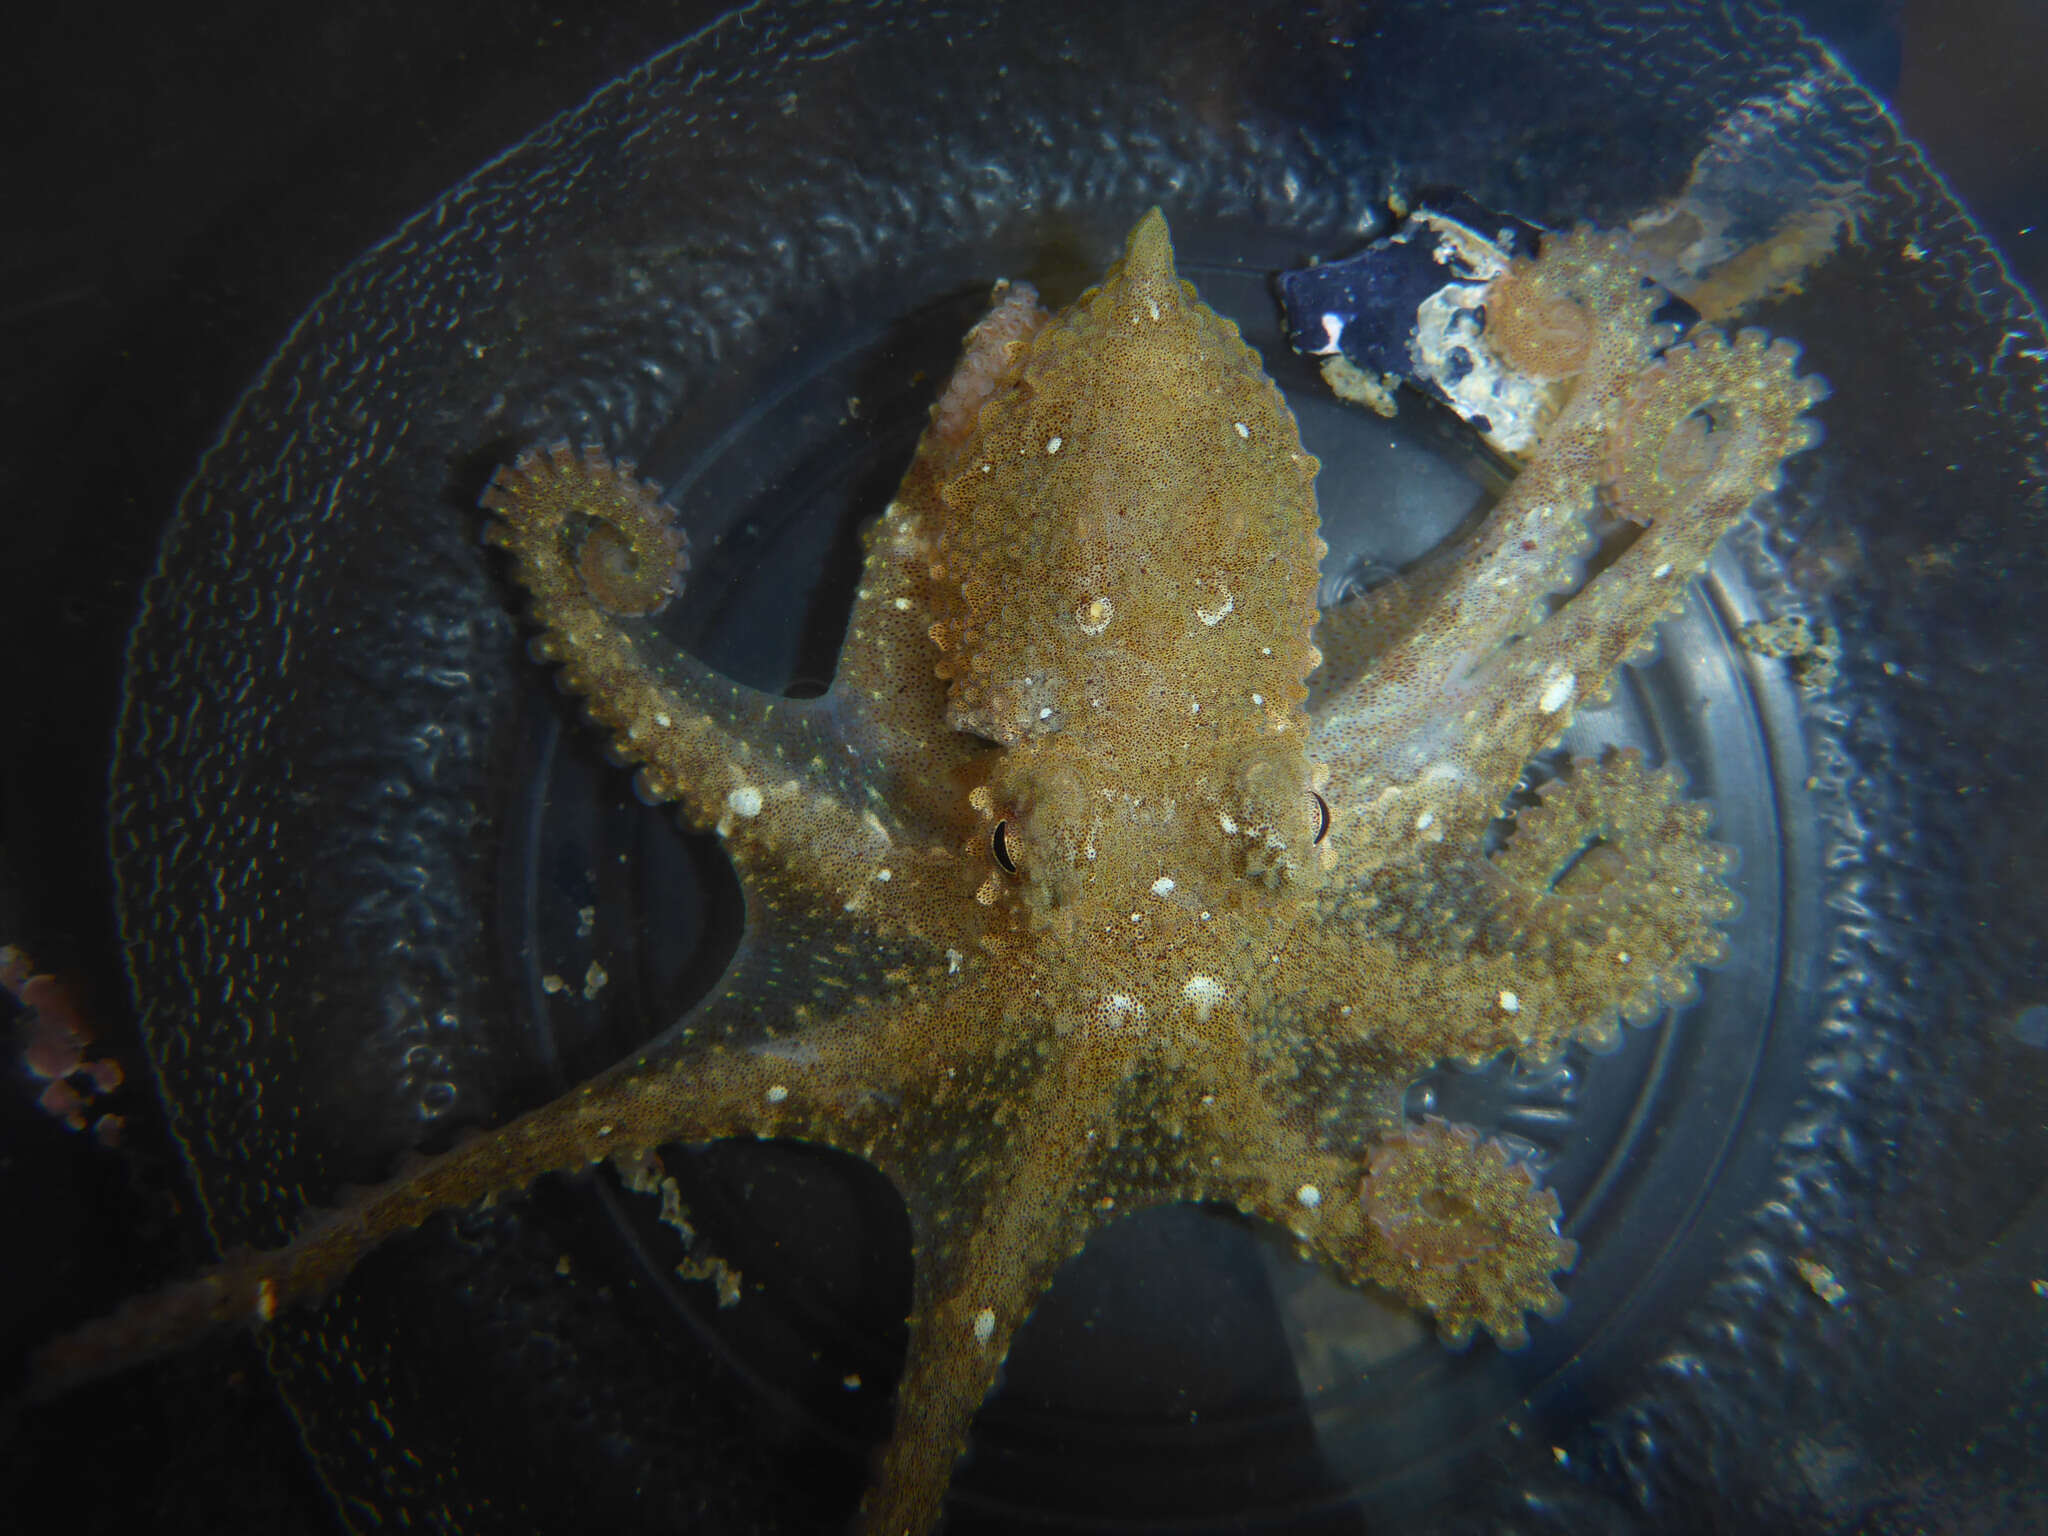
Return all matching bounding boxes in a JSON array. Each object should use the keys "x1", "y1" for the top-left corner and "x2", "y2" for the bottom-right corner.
[{"x1": 32, "y1": 211, "x2": 1823, "y2": 1535}]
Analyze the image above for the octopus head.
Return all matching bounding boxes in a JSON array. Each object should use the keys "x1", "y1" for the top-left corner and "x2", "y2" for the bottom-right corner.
[{"x1": 977, "y1": 726, "x2": 1327, "y2": 932}]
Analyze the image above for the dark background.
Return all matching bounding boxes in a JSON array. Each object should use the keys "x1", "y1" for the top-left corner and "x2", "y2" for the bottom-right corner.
[{"x1": 1, "y1": 2, "x2": 2042, "y2": 1531}]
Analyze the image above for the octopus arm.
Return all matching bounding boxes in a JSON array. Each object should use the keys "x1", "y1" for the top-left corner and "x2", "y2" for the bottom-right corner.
[
  {"x1": 1419, "y1": 331, "x2": 1821, "y2": 809},
  {"x1": 1479, "y1": 748, "x2": 1739, "y2": 1049},
  {"x1": 1195, "y1": 1079, "x2": 1573, "y2": 1350},
  {"x1": 22, "y1": 926, "x2": 1012, "y2": 1403},
  {"x1": 1303, "y1": 551, "x2": 1469, "y2": 713},
  {"x1": 1309, "y1": 235, "x2": 1823, "y2": 872},
  {"x1": 1288, "y1": 749, "x2": 1735, "y2": 1067},
  {"x1": 483, "y1": 445, "x2": 948, "y2": 906},
  {"x1": 1307, "y1": 231, "x2": 1659, "y2": 862},
  {"x1": 818, "y1": 280, "x2": 1053, "y2": 827},
  {"x1": 1335, "y1": 1117, "x2": 1578, "y2": 1350},
  {"x1": 853, "y1": 1028, "x2": 1140, "y2": 1536},
  {"x1": 816, "y1": 493, "x2": 992, "y2": 831}
]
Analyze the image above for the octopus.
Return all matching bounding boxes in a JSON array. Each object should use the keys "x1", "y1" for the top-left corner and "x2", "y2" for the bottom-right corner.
[{"x1": 30, "y1": 210, "x2": 1823, "y2": 1534}]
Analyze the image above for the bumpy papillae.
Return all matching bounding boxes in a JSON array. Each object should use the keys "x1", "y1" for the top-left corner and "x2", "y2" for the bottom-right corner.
[
  {"x1": 485, "y1": 443, "x2": 689, "y2": 617},
  {"x1": 1606, "y1": 327, "x2": 1827, "y2": 527},
  {"x1": 1359, "y1": 1117, "x2": 1576, "y2": 1350}
]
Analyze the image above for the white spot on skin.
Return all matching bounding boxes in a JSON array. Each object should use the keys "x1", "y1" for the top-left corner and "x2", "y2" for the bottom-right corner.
[
  {"x1": 1314, "y1": 313, "x2": 1345, "y2": 355},
  {"x1": 1652, "y1": 562, "x2": 1673, "y2": 579},
  {"x1": 1047, "y1": 436, "x2": 1063, "y2": 454},
  {"x1": 893, "y1": 596, "x2": 912, "y2": 610},
  {"x1": 1197, "y1": 592, "x2": 1234, "y2": 626},
  {"x1": 1415, "y1": 811, "x2": 1434, "y2": 831},
  {"x1": 726, "y1": 785, "x2": 763, "y2": 818},
  {"x1": 1218, "y1": 810, "x2": 1239, "y2": 834},
  {"x1": 875, "y1": 868, "x2": 892, "y2": 882},
  {"x1": 1251, "y1": 693, "x2": 1264, "y2": 706},
  {"x1": 1539, "y1": 671, "x2": 1576, "y2": 714},
  {"x1": 1499, "y1": 990, "x2": 1521, "y2": 1014},
  {"x1": 765, "y1": 1084, "x2": 790, "y2": 1103},
  {"x1": 1151, "y1": 875, "x2": 1177, "y2": 897},
  {"x1": 973, "y1": 1307, "x2": 996, "y2": 1345},
  {"x1": 947, "y1": 949, "x2": 964, "y2": 974},
  {"x1": 1078, "y1": 596, "x2": 1114, "y2": 635},
  {"x1": 654, "y1": 712, "x2": 672, "y2": 729},
  {"x1": 1094, "y1": 994, "x2": 1147, "y2": 1033},
  {"x1": 1234, "y1": 421, "x2": 1250, "y2": 439},
  {"x1": 1297, "y1": 1185, "x2": 1322, "y2": 1209},
  {"x1": 1147, "y1": 298, "x2": 1161, "y2": 322},
  {"x1": 1182, "y1": 974, "x2": 1227, "y2": 1021}
]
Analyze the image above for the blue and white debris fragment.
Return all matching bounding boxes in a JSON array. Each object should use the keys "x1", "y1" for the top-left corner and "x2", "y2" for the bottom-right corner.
[{"x1": 1279, "y1": 198, "x2": 1697, "y2": 458}]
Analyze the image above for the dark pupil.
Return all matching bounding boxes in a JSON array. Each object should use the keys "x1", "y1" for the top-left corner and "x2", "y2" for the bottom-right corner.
[
  {"x1": 1310, "y1": 792, "x2": 1331, "y2": 844},
  {"x1": 992, "y1": 820, "x2": 1017, "y2": 873}
]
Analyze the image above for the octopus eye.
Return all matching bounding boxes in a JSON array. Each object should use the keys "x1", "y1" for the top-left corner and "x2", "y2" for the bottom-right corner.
[
  {"x1": 991, "y1": 819, "x2": 1018, "y2": 874},
  {"x1": 1310, "y1": 791, "x2": 1331, "y2": 845}
]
